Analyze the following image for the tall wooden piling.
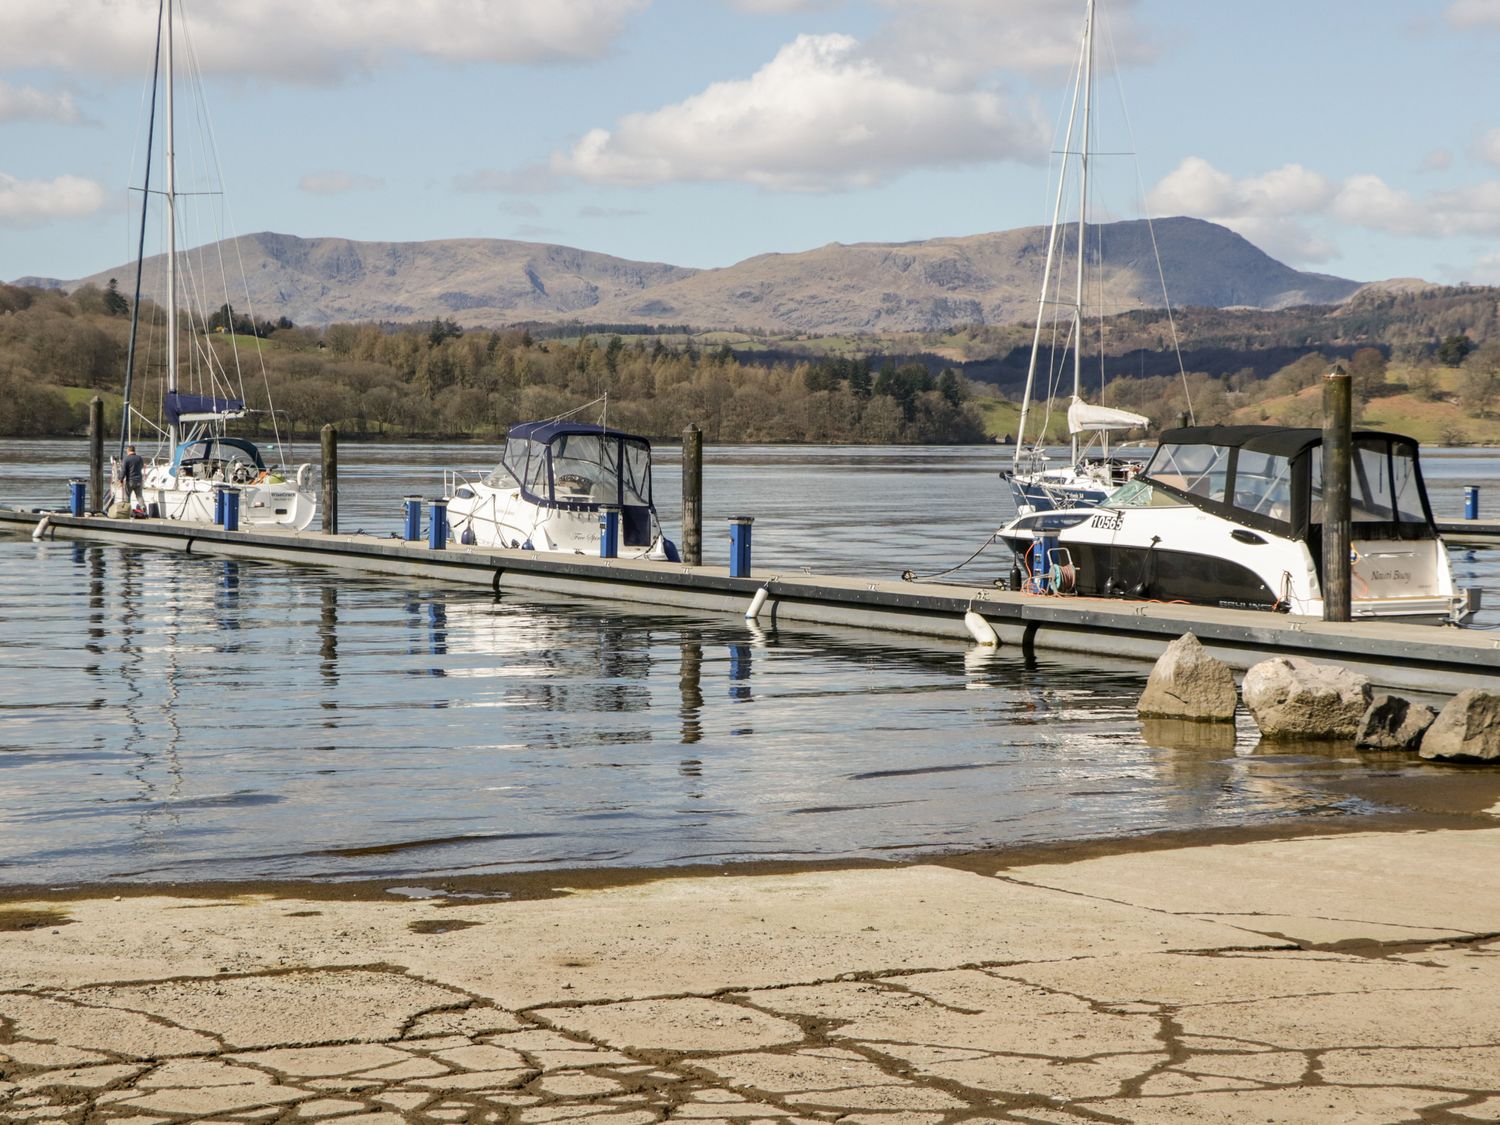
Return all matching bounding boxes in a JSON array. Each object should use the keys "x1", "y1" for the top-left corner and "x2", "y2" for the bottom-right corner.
[
  {"x1": 320, "y1": 424, "x2": 338, "y2": 535},
  {"x1": 88, "y1": 396, "x2": 105, "y2": 514},
  {"x1": 682, "y1": 423, "x2": 703, "y2": 566},
  {"x1": 1322, "y1": 362, "x2": 1352, "y2": 622}
]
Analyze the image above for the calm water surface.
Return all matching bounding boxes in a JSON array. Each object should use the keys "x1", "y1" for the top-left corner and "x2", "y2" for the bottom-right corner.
[{"x1": 1, "y1": 440, "x2": 1496, "y2": 886}]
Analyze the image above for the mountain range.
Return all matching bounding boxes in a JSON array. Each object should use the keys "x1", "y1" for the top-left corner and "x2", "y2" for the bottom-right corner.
[{"x1": 19, "y1": 217, "x2": 1368, "y2": 335}]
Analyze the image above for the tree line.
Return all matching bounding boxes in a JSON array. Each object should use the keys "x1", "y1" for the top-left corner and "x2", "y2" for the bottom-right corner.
[{"x1": 0, "y1": 285, "x2": 987, "y2": 443}]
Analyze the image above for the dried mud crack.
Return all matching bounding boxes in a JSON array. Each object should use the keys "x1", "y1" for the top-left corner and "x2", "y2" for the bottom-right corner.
[{"x1": 6, "y1": 827, "x2": 1500, "y2": 1121}]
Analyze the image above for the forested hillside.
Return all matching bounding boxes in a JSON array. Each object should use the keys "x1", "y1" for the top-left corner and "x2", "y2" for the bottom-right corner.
[
  {"x1": 3, "y1": 279, "x2": 1497, "y2": 445},
  {"x1": 0, "y1": 283, "x2": 984, "y2": 444}
]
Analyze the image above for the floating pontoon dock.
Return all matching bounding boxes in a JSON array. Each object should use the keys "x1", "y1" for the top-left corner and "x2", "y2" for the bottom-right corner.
[
  {"x1": 1436, "y1": 519, "x2": 1500, "y2": 548},
  {"x1": 6, "y1": 506, "x2": 1496, "y2": 696}
]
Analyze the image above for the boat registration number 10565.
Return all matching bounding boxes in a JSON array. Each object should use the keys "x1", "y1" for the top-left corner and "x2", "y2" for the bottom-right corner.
[{"x1": 1089, "y1": 512, "x2": 1124, "y2": 531}]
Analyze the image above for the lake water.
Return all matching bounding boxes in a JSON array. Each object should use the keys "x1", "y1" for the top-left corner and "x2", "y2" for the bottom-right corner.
[{"x1": 2, "y1": 440, "x2": 1497, "y2": 887}]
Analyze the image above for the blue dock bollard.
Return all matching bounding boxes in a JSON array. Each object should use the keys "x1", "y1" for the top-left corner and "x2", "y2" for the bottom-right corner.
[
  {"x1": 403, "y1": 495, "x2": 423, "y2": 541},
  {"x1": 222, "y1": 487, "x2": 240, "y2": 532},
  {"x1": 599, "y1": 505, "x2": 620, "y2": 559},
  {"x1": 213, "y1": 485, "x2": 227, "y2": 526},
  {"x1": 728, "y1": 515, "x2": 754, "y2": 578},
  {"x1": 428, "y1": 498, "x2": 448, "y2": 550},
  {"x1": 68, "y1": 479, "x2": 86, "y2": 517},
  {"x1": 1465, "y1": 485, "x2": 1480, "y2": 521}
]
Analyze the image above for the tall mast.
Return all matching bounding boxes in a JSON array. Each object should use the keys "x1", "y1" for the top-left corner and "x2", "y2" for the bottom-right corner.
[
  {"x1": 1071, "y1": 0, "x2": 1094, "y2": 469},
  {"x1": 1013, "y1": 2, "x2": 1089, "y2": 473},
  {"x1": 165, "y1": 0, "x2": 179, "y2": 452}
]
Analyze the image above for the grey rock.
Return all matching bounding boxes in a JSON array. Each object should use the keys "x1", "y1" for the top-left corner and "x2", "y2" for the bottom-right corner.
[
  {"x1": 1137, "y1": 633, "x2": 1237, "y2": 722},
  {"x1": 1419, "y1": 689, "x2": 1500, "y2": 761},
  {"x1": 1242, "y1": 657, "x2": 1371, "y2": 741},
  {"x1": 1357, "y1": 694, "x2": 1437, "y2": 752}
]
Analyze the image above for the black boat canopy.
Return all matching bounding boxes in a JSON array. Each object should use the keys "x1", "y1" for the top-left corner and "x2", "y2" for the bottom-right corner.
[{"x1": 1141, "y1": 425, "x2": 1437, "y2": 542}]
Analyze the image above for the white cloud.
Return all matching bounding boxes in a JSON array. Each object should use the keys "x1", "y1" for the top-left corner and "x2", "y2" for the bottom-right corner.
[
  {"x1": 0, "y1": 172, "x2": 107, "y2": 226},
  {"x1": 579, "y1": 205, "x2": 645, "y2": 218},
  {"x1": 500, "y1": 200, "x2": 543, "y2": 218},
  {"x1": 297, "y1": 170, "x2": 383, "y2": 194},
  {"x1": 551, "y1": 32, "x2": 1046, "y2": 191},
  {"x1": 870, "y1": 0, "x2": 1153, "y2": 90},
  {"x1": 1148, "y1": 156, "x2": 1500, "y2": 262},
  {"x1": 0, "y1": 80, "x2": 84, "y2": 125},
  {"x1": 1476, "y1": 128, "x2": 1500, "y2": 169},
  {"x1": 730, "y1": 0, "x2": 839, "y2": 11},
  {"x1": 1447, "y1": 0, "x2": 1500, "y2": 28},
  {"x1": 0, "y1": 0, "x2": 649, "y2": 81},
  {"x1": 1148, "y1": 157, "x2": 1336, "y2": 218}
]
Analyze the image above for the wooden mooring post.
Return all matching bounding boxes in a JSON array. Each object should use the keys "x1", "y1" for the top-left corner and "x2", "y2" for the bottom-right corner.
[
  {"x1": 1322, "y1": 362, "x2": 1352, "y2": 622},
  {"x1": 321, "y1": 424, "x2": 338, "y2": 535},
  {"x1": 88, "y1": 396, "x2": 105, "y2": 515},
  {"x1": 682, "y1": 423, "x2": 702, "y2": 566}
]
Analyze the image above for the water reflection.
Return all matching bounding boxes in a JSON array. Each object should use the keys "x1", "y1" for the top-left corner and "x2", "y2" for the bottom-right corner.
[{"x1": 0, "y1": 536, "x2": 1447, "y2": 886}]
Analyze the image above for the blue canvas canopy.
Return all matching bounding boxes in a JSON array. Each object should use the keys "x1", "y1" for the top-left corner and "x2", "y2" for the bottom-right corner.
[{"x1": 164, "y1": 391, "x2": 245, "y2": 424}]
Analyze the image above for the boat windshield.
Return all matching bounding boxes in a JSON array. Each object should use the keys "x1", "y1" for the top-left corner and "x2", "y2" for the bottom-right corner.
[
  {"x1": 1103, "y1": 480, "x2": 1188, "y2": 509},
  {"x1": 173, "y1": 437, "x2": 266, "y2": 472},
  {"x1": 486, "y1": 431, "x2": 652, "y2": 507},
  {"x1": 1310, "y1": 438, "x2": 1430, "y2": 528},
  {"x1": 1142, "y1": 442, "x2": 1233, "y2": 503}
]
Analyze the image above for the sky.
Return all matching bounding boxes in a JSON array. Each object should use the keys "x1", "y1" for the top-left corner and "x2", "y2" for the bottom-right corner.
[{"x1": 3, "y1": 0, "x2": 1500, "y2": 290}]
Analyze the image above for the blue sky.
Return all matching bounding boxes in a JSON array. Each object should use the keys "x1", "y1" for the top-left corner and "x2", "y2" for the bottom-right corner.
[{"x1": 3, "y1": 0, "x2": 1500, "y2": 291}]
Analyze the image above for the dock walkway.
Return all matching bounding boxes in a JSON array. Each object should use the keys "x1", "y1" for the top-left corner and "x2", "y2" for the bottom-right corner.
[{"x1": 5, "y1": 506, "x2": 1497, "y2": 694}]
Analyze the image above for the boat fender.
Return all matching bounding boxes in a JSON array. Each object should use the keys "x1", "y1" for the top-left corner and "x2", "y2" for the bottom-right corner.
[
  {"x1": 663, "y1": 537, "x2": 680, "y2": 563},
  {"x1": 521, "y1": 539, "x2": 534, "y2": 551},
  {"x1": 964, "y1": 609, "x2": 1000, "y2": 647},
  {"x1": 746, "y1": 586, "x2": 770, "y2": 621},
  {"x1": 461, "y1": 526, "x2": 477, "y2": 545},
  {"x1": 31, "y1": 514, "x2": 51, "y2": 541},
  {"x1": 295, "y1": 463, "x2": 314, "y2": 490}
]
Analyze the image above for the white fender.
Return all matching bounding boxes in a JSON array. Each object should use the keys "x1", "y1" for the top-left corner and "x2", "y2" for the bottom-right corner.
[
  {"x1": 295, "y1": 463, "x2": 314, "y2": 490},
  {"x1": 746, "y1": 586, "x2": 770, "y2": 620},
  {"x1": 32, "y1": 514, "x2": 51, "y2": 541},
  {"x1": 963, "y1": 609, "x2": 999, "y2": 647}
]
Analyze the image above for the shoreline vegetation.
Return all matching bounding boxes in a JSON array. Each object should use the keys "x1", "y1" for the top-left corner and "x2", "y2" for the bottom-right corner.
[{"x1": 2, "y1": 280, "x2": 1497, "y2": 446}]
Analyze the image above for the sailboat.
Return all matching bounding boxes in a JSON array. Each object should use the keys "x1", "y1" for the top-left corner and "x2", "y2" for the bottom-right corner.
[
  {"x1": 112, "y1": 0, "x2": 316, "y2": 531},
  {"x1": 1003, "y1": 0, "x2": 1168, "y2": 516}
]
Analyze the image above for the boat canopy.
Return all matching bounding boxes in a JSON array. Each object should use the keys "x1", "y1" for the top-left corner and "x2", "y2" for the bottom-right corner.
[
  {"x1": 1067, "y1": 397, "x2": 1150, "y2": 434},
  {"x1": 484, "y1": 421, "x2": 653, "y2": 510},
  {"x1": 1140, "y1": 426, "x2": 1436, "y2": 541},
  {"x1": 170, "y1": 436, "x2": 267, "y2": 474}
]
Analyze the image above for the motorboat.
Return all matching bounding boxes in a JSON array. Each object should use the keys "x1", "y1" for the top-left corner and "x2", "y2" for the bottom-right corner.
[
  {"x1": 998, "y1": 425, "x2": 1475, "y2": 625},
  {"x1": 444, "y1": 421, "x2": 677, "y2": 559},
  {"x1": 110, "y1": 0, "x2": 316, "y2": 531}
]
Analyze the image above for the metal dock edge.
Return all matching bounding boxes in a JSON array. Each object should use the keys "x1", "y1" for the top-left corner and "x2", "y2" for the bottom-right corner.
[{"x1": 6, "y1": 507, "x2": 1498, "y2": 695}]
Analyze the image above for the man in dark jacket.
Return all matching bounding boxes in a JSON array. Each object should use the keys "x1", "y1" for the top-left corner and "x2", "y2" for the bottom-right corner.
[{"x1": 121, "y1": 445, "x2": 146, "y2": 513}]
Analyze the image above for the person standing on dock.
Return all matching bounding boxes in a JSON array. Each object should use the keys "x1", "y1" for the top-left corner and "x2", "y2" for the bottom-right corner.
[{"x1": 121, "y1": 445, "x2": 146, "y2": 515}]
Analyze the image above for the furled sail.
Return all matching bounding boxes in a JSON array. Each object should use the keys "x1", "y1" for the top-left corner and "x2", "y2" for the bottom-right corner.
[
  {"x1": 164, "y1": 391, "x2": 246, "y2": 424},
  {"x1": 1067, "y1": 396, "x2": 1149, "y2": 434}
]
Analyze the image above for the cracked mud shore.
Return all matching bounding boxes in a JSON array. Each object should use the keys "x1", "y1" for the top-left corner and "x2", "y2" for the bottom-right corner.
[{"x1": 6, "y1": 820, "x2": 1500, "y2": 1124}]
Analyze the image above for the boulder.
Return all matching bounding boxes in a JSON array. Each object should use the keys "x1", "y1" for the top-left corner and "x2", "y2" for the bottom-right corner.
[
  {"x1": 1137, "y1": 633, "x2": 1237, "y2": 722},
  {"x1": 1419, "y1": 690, "x2": 1500, "y2": 761},
  {"x1": 1241, "y1": 657, "x2": 1371, "y2": 741},
  {"x1": 1356, "y1": 694, "x2": 1437, "y2": 752}
]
